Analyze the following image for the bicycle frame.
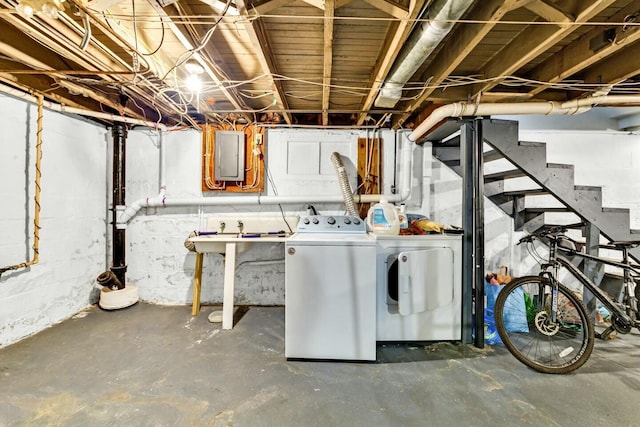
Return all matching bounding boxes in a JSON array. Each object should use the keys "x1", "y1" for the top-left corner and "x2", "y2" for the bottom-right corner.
[{"x1": 546, "y1": 242, "x2": 640, "y2": 330}]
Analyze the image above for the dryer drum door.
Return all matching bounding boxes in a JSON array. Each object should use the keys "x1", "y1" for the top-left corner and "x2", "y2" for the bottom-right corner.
[{"x1": 397, "y1": 248, "x2": 455, "y2": 316}]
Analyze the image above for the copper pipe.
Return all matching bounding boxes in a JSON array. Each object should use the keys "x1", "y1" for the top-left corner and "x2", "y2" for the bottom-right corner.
[{"x1": 0, "y1": 93, "x2": 43, "y2": 276}]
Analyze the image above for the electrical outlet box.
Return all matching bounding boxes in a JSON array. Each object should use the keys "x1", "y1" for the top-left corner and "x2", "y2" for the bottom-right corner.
[{"x1": 254, "y1": 133, "x2": 263, "y2": 145}]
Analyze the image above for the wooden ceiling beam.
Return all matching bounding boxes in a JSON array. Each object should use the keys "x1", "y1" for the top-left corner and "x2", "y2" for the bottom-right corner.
[
  {"x1": 148, "y1": 2, "x2": 250, "y2": 117},
  {"x1": 237, "y1": 0, "x2": 292, "y2": 125},
  {"x1": 0, "y1": 6, "x2": 180, "y2": 121},
  {"x1": 362, "y1": 0, "x2": 409, "y2": 20},
  {"x1": 474, "y1": 0, "x2": 617, "y2": 97},
  {"x1": 301, "y1": 0, "x2": 325, "y2": 10},
  {"x1": 322, "y1": 0, "x2": 335, "y2": 126},
  {"x1": 524, "y1": 0, "x2": 573, "y2": 24},
  {"x1": 582, "y1": 41, "x2": 640, "y2": 89},
  {"x1": 527, "y1": 0, "x2": 640, "y2": 97},
  {"x1": 253, "y1": 0, "x2": 295, "y2": 15},
  {"x1": 395, "y1": 0, "x2": 519, "y2": 128},
  {"x1": 357, "y1": 0, "x2": 426, "y2": 126}
]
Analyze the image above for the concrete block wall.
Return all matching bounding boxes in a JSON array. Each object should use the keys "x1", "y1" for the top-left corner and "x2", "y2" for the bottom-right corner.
[
  {"x1": 124, "y1": 127, "x2": 400, "y2": 307},
  {"x1": 426, "y1": 145, "x2": 515, "y2": 275},
  {"x1": 0, "y1": 94, "x2": 108, "y2": 347}
]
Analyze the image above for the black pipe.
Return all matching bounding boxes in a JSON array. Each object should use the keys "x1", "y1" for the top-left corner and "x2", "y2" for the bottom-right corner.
[{"x1": 111, "y1": 123, "x2": 127, "y2": 289}]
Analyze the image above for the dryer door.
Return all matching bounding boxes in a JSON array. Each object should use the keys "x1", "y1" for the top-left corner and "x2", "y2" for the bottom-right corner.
[{"x1": 397, "y1": 248, "x2": 454, "y2": 316}]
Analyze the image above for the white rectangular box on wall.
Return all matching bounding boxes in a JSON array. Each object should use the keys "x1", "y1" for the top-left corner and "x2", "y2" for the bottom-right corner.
[{"x1": 214, "y1": 130, "x2": 245, "y2": 181}]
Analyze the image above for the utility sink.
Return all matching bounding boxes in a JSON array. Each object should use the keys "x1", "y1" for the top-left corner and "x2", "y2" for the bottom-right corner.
[
  {"x1": 188, "y1": 215, "x2": 299, "y2": 255},
  {"x1": 189, "y1": 234, "x2": 253, "y2": 255}
]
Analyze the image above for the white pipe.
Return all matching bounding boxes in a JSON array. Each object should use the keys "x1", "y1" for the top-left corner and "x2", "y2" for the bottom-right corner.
[
  {"x1": 410, "y1": 95, "x2": 640, "y2": 142},
  {"x1": 117, "y1": 131, "x2": 414, "y2": 226},
  {"x1": 0, "y1": 83, "x2": 166, "y2": 130}
]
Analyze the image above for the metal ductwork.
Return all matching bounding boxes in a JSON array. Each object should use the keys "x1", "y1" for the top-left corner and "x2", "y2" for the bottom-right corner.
[{"x1": 374, "y1": 0, "x2": 475, "y2": 108}]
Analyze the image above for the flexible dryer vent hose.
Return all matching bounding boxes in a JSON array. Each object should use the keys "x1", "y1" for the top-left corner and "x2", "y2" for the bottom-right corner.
[{"x1": 330, "y1": 152, "x2": 358, "y2": 217}]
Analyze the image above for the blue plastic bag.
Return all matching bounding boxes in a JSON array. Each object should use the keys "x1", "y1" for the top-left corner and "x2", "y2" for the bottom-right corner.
[
  {"x1": 484, "y1": 281, "x2": 529, "y2": 345},
  {"x1": 484, "y1": 308, "x2": 502, "y2": 345},
  {"x1": 502, "y1": 286, "x2": 529, "y2": 333}
]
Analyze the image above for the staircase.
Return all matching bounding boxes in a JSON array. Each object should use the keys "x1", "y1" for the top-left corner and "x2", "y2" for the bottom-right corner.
[{"x1": 428, "y1": 118, "x2": 640, "y2": 262}]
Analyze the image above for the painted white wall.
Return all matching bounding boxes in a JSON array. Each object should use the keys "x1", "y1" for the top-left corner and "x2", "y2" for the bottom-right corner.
[
  {"x1": 426, "y1": 142, "x2": 515, "y2": 275},
  {"x1": 0, "y1": 94, "x2": 108, "y2": 347},
  {"x1": 5, "y1": 97, "x2": 636, "y2": 348},
  {"x1": 125, "y1": 127, "x2": 400, "y2": 306}
]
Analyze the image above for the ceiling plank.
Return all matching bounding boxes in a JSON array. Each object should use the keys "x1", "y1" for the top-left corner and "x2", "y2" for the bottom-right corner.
[
  {"x1": 253, "y1": 0, "x2": 295, "y2": 15},
  {"x1": 582, "y1": 42, "x2": 640, "y2": 89},
  {"x1": 362, "y1": 0, "x2": 409, "y2": 20},
  {"x1": 335, "y1": 0, "x2": 354, "y2": 8},
  {"x1": 475, "y1": 0, "x2": 618, "y2": 96},
  {"x1": 524, "y1": 0, "x2": 573, "y2": 24},
  {"x1": 528, "y1": 0, "x2": 640, "y2": 97},
  {"x1": 395, "y1": 0, "x2": 519, "y2": 128},
  {"x1": 301, "y1": 0, "x2": 325, "y2": 10},
  {"x1": 237, "y1": 0, "x2": 292, "y2": 125},
  {"x1": 322, "y1": 0, "x2": 335, "y2": 126},
  {"x1": 357, "y1": 0, "x2": 426, "y2": 125}
]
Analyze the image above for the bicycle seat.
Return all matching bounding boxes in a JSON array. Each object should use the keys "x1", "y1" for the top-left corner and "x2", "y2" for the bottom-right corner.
[{"x1": 608, "y1": 240, "x2": 640, "y2": 248}]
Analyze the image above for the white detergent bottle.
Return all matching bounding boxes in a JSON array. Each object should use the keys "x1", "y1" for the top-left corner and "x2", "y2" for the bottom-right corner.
[
  {"x1": 367, "y1": 198, "x2": 400, "y2": 235},
  {"x1": 397, "y1": 203, "x2": 409, "y2": 229}
]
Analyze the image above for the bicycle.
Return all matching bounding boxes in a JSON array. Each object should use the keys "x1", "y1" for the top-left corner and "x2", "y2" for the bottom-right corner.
[{"x1": 493, "y1": 225, "x2": 640, "y2": 374}]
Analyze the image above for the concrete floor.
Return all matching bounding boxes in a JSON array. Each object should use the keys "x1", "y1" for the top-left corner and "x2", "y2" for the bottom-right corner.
[{"x1": 1, "y1": 303, "x2": 639, "y2": 427}]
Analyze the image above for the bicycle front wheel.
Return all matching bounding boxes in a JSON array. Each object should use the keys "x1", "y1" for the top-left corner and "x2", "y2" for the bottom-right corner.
[{"x1": 494, "y1": 276, "x2": 594, "y2": 374}]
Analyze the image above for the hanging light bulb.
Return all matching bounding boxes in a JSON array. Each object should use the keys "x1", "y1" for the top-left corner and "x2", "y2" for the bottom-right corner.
[
  {"x1": 16, "y1": 0, "x2": 37, "y2": 18},
  {"x1": 16, "y1": 0, "x2": 64, "y2": 19},
  {"x1": 184, "y1": 61, "x2": 205, "y2": 93},
  {"x1": 41, "y1": 1, "x2": 61, "y2": 19},
  {"x1": 186, "y1": 74, "x2": 202, "y2": 93}
]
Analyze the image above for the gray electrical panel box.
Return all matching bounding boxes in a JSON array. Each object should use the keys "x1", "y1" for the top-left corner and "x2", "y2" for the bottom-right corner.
[{"x1": 214, "y1": 130, "x2": 245, "y2": 181}]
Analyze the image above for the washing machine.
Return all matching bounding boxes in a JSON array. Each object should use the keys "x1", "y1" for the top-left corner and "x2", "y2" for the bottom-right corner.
[
  {"x1": 375, "y1": 234, "x2": 462, "y2": 342},
  {"x1": 285, "y1": 215, "x2": 377, "y2": 361}
]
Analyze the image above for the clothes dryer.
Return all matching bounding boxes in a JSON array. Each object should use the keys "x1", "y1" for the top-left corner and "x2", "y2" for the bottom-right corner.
[{"x1": 375, "y1": 235, "x2": 462, "y2": 341}]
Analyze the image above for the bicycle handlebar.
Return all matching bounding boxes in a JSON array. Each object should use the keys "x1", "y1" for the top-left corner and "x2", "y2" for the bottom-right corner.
[{"x1": 517, "y1": 225, "x2": 568, "y2": 245}]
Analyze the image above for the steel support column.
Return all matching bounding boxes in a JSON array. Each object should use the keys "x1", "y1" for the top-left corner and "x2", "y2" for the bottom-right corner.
[
  {"x1": 461, "y1": 119, "x2": 485, "y2": 346},
  {"x1": 111, "y1": 123, "x2": 127, "y2": 289}
]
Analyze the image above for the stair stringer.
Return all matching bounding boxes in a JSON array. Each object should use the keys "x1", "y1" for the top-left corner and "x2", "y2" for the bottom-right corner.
[{"x1": 481, "y1": 119, "x2": 638, "y2": 260}]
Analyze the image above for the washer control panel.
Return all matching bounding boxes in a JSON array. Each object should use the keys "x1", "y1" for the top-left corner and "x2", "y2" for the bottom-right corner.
[{"x1": 296, "y1": 215, "x2": 366, "y2": 234}]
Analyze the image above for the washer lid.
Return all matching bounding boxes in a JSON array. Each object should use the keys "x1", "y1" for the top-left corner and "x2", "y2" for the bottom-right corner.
[{"x1": 397, "y1": 248, "x2": 455, "y2": 316}]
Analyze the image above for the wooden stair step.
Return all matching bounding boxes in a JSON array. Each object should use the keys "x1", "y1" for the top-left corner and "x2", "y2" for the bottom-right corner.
[{"x1": 484, "y1": 169, "x2": 526, "y2": 182}]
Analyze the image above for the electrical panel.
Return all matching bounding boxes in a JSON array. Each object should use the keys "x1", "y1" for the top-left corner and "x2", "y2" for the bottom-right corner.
[
  {"x1": 201, "y1": 125, "x2": 265, "y2": 193},
  {"x1": 214, "y1": 130, "x2": 245, "y2": 181}
]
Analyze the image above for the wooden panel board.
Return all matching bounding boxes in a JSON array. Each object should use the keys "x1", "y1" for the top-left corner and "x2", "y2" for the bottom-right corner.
[
  {"x1": 357, "y1": 136, "x2": 382, "y2": 217},
  {"x1": 201, "y1": 124, "x2": 265, "y2": 193}
]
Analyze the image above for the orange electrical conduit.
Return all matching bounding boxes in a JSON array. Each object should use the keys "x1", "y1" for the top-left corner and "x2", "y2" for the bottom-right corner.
[{"x1": 0, "y1": 94, "x2": 43, "y2": 277}]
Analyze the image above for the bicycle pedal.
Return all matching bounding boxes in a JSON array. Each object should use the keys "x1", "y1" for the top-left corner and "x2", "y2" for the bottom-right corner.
[{"x1": 596, "y1": 326, "x2": 617, "y2": 341}]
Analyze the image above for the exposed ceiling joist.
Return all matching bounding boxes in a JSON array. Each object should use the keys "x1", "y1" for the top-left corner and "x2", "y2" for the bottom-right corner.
[
  {"x1": 356, "y1": 0, "x2": 426, "y2": 125},
  {"x1": 301, "y1": 0, "x2": 325, "y2": 10},
  {"x1": 149, "y1": 1, "x2": 248, "y2": 115},
  {"x1": 395, "y1": 0, "x2": 519, "y2": 128},
  {"x1": 362, "y1": 0, "x2": 409, "y2": 20},
  {"x1": 524, "y1": 0, "x2": 573, "y2": 24},
  {"x1": 527, "y1": 0, "x2": 640, "y2": 97},
  {"x1": 237, "y1": 0, "x2": 292, "y2": 125},
  {"x1": 474, "y1": 0, "x2": 618, "y2": 97},
  {"x1": 253, "y1": 0, "x2": 294, "y2": 15},
  {"x1": 322, "y1": 0, "x2": 335, "y2": 126},
  {"x1": 583, "y1": 41, "x2": 640, "y2": 87}
]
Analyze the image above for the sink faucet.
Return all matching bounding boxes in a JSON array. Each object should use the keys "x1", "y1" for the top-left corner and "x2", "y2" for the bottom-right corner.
[
  {"x1": 237, "y1": 220, "x2": 244, "y2": 234},
  {"x1": 219, "y1": 221, "x2": 226, "y2": 233}
]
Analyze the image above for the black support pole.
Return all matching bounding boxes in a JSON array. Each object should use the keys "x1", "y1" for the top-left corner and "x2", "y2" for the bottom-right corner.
[
  {"x1": 111, "y1": 123, "x2": 127, "y2": 289},
  {"x1": 461, "y1": 119, "x2": 485, "y2": 347}
]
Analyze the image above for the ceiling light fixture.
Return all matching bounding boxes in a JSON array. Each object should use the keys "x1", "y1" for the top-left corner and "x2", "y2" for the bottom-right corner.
[
  {"x1": 185, "y1": 61, "x2": 204, "y2": 93},
  {"x1": 16, "y1": 0, "x2": 65, "y2": 19}
]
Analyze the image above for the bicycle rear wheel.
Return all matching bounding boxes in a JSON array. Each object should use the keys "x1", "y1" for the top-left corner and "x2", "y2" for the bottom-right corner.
[{"x1": 494, "y1": 276, "x2": 594, "y2": 374}]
